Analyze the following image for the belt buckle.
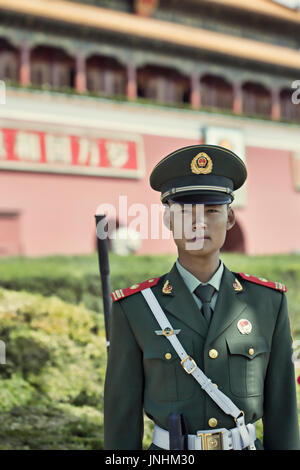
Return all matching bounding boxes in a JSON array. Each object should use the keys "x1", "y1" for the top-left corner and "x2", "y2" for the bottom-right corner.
[
  {"x1": 197, "y1": 430, "x2": 224, "y2": 450},
  {"x1": 180, "y1": 355, "x2": 197, "y2": 374}
]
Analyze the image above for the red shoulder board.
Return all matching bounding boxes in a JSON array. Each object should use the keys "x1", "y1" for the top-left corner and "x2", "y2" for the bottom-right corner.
[
  {"x1": 238, "y1": 273, "x2": 287, "y2": 292},
  {"x1": 111, "y1": 277, "x2": 160, "y2": 302}
]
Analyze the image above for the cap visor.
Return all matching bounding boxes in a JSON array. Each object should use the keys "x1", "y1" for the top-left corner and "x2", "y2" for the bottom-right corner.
[{"x1": 166, "y1": 191, "x2": 232, "y2": 205}]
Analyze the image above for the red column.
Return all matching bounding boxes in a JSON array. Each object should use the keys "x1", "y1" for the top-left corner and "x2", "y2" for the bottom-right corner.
[
  {"x1": 19, "y1": 44, "x2": 30, "y2": 86},
  {"x1": 233, "y1": 80, "x2": 242, "y2": 114},
  {"x1": 271, "y1": 87, "x2": 281, "y2": 121},
  {"x1": 190, "y1": 71, "x2": 201, "y2": 109},
  {"x1": 127, "y1": 61, "x2": 137, "y2": 100},
  {"x1": 75, "y1": 54, "x2": 86, "y2": 93}
]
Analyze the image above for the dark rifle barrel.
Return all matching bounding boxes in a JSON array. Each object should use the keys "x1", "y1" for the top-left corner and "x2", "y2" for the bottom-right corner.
[{"x1": 95, "y1": 214, "x2": 111, "y2": 350}]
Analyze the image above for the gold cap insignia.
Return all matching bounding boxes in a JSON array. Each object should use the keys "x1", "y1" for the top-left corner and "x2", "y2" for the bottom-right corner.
[
  {"x1": 191, "y1": 152, "x2": 213, "y2": 175},
  {"x1": 233, "y1": 278, "x2": 243, "y2": 292},
  {"x1": 162, "y1": 280, "x2": 173, "y2": 294}
]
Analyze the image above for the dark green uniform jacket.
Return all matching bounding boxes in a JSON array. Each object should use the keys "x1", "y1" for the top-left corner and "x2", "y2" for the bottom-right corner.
[{"x1": 104, "y1": 262, "x2": 300, "y2": 450}]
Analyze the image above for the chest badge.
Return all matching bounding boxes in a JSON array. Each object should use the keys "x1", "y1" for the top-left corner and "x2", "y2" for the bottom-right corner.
[
  {"x1": 237, "y1": 319, "x2": 252, "y2": 335},
  {"x1": 155, "y1": 327, "x2": 181, "y2": 337}
]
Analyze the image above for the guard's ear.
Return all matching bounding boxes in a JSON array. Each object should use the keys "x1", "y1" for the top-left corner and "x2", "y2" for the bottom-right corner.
[{"x1": 226, "y1": 205, "x2": 236, "y2": 231}]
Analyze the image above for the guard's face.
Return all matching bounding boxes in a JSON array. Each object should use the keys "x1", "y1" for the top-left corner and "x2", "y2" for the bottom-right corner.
[{"x1": 165, "y1": 202, "x2": 235, "y2": 255}]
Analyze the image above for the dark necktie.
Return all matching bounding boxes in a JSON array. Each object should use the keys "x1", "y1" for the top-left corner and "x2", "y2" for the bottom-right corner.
[{"x1": 193, "y1": 284, "x2": 216, "y2": 323}]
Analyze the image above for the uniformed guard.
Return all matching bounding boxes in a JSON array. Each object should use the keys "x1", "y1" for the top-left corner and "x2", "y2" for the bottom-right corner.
[{"x1": 104, "y1": 144, "x2": 300, "y2": 450}]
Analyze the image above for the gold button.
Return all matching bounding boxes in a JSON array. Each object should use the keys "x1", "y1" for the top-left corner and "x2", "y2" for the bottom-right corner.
[
  {"x1": 208, "y1": 417, "x2": 218, "y2": 428},
  {"x1": 213, "y1": 383, "x2": 218, "y2": 388},
  {"x1": 248, "y1": 348, "x2": 254, "y2": 356},
  {"x1": 165, "y1": 353, "x2": 172, "y2": 360},
  {"x1": 209, "y1": 349, "x2": 218, "y2": 359}
]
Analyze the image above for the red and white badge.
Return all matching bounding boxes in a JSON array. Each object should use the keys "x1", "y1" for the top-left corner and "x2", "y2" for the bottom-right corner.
[{"x1": 237, "y1": 319, "x2": 252, "y2": 335}]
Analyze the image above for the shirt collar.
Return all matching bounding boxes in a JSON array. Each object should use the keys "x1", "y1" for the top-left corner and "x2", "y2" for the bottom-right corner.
[{"x1": 175, "y1": 258, "x2": 224, "y2": 294}]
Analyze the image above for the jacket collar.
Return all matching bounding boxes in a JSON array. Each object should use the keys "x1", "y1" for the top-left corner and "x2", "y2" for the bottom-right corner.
[
  {"x1": 175, "y1": 258, "x2": 224, "y2": 294},
  {"x1": 155, "y1": 262, "x2": 247, "y2": 341}
]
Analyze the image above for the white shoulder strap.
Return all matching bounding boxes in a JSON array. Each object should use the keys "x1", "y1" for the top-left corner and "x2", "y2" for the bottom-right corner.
[{"x1": 141, "y1": 287, "x2": 256, "y2": 449}]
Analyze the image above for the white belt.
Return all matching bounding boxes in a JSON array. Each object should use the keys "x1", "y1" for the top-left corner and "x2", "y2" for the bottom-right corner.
[{"x1": 153, "y1": 423, "x2": 256, "y2": 450}]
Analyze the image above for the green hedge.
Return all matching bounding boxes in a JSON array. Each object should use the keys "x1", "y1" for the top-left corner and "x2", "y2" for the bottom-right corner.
[
  {"x1": 0, "y1": 288, "x2": 106, "y2": 449},
  {"x1": 0, "y1": 286, "x2": 159, "y2": 449}
]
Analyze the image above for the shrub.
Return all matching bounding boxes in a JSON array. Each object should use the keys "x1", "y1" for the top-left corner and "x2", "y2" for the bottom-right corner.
[{"x1": 0, "y1": 288, "x2": 106, "y2": 449}]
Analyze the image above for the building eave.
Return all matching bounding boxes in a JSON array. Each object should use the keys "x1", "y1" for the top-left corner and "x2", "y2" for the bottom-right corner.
[
  {"x1": 202, "y1": 0, "x2": 300, "y2": 24},
  {"x1": 0, "y1": 0, "x2": 300, "y2": 71}
]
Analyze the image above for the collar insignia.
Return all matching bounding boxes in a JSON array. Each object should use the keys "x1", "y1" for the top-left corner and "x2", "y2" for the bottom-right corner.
[
  {"x1": 162, "y1": 280, "x2": 173, "y2": 295},
  {"x1": 233, "y1": 278, "x2": 243, "y2": 292}
]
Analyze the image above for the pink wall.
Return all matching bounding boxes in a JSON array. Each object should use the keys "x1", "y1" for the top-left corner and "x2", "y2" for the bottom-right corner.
[
  {"x1": 238, "y1": 146, "x2": 300, "y2": 255},
  {"x1": 0, "y1": 136, "x2": 299, "y2": 257},
  {"x1": 0, "y1": 135, "x2": 198, "y2": 257}
]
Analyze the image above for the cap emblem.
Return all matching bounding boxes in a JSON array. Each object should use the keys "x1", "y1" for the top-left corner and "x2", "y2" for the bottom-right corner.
[{"x1": 191, "y1": 152, "x2": 213, "y2": 175}]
